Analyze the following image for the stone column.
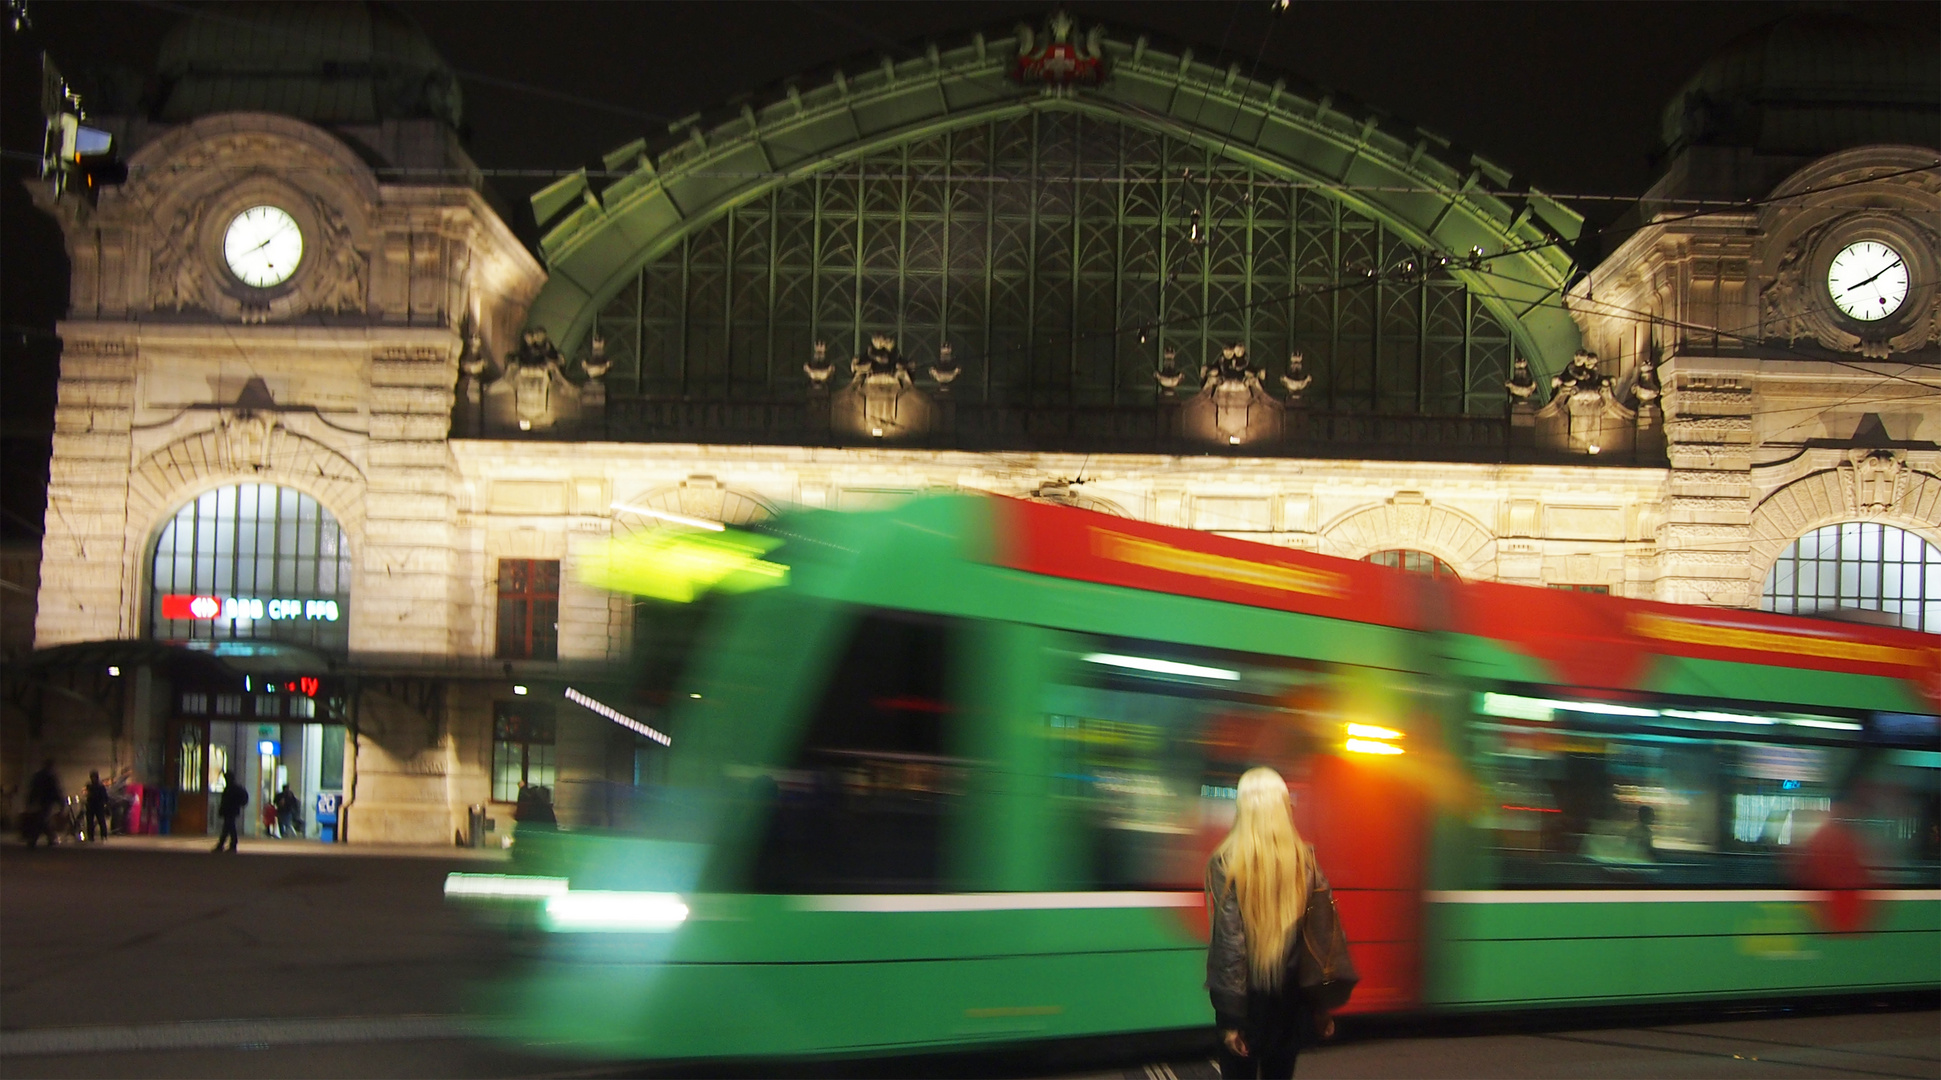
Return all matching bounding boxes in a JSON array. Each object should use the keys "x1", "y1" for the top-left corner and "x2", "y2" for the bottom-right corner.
[
  {"x1": 353, "y1": 339, "x2": 461, "y2": 658},
  {"x1": 344, "y1": 336, "x2": 464, "y2": 845},
  {"x1": 36, "y1": 333, "x2": 138, "y2": 647},
  {"x1": 1658, "y1": 360, "x2": 1755, "y2": 605}
]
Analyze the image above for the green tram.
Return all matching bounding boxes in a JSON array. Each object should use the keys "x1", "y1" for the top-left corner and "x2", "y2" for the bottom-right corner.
[{"x1": 452, "y1": 495, "x2": 1941, "y2": 1063}]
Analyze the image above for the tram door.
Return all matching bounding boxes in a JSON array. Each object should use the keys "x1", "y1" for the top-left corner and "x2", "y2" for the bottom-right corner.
[
  {"x1": 1302, "y1": 751, "x2": 1425, "y2": 1013},
  {"x1": 167, "y1": 720, "x2": 210, "y2": 834}
]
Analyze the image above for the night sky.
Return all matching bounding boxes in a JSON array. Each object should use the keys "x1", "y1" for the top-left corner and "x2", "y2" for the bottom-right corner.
[{"x1": 3, "y1": 1, "x2": 1936, "y2": 541}]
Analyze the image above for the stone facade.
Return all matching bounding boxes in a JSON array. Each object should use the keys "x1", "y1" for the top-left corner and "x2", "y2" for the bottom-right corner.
[
  {"x1": 17, "y1": 116, "x2": 1937, "y2": 843},
  {"x1": 26, "y1": 113, "x2": 544, "y2": 843},
  {"x1": 1571, "y1": 145, "x2": 1941, "y2": 609}
]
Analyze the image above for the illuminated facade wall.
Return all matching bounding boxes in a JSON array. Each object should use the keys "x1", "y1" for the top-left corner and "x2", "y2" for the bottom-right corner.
[{"x1": 18, "y1": 16, "x2": 1938, "y2": 844}]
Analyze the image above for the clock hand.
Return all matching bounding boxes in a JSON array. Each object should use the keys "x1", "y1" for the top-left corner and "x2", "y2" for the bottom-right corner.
[
  {"x1": 243, "y1": 224, "x2": 297, "y2": 256},
  {"x1": 1843, "y1": 258, "x2": 1904, "y2": 293}
]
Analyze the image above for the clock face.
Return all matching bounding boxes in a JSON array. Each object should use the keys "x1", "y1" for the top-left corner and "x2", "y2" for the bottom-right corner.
[
  {"x1": 1825, "y1": 240, "x2": 1908, "y2": 322},
  {"x1": 223, "y1": 205, "x2": 303, "y2": 289}
]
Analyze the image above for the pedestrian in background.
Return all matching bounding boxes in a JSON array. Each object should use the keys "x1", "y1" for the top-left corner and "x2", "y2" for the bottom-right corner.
[
  {"x1": 22, "y1": 760, "x2": 61, "y2": 848},
  {"x1": 274, "y1": 784, "x2": 299, "y2": 838},
  {"x1": 213, "y1": 771, "x2": 248, "y2": 853},
  {"x1": 1205, "y1": 767, "x2": 1341, "y2": 1080},
  {"x1": 84, "y1": 771, "x2": 110, "y2": 842}
]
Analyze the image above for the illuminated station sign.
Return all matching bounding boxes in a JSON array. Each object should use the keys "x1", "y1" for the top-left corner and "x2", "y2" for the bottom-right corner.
[{"x1": 160, "y1": 595, "x2": 342, "y2": 622}]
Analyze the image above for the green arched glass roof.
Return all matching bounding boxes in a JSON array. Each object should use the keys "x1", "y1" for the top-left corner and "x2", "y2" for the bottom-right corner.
[{"x1": 526, "y1": 19, "x2": 1585, "y2": 379}]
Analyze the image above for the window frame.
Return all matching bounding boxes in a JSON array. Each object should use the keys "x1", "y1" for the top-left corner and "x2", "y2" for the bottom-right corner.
[
  {"x1": 491, "y1": 701, "x2": 558, "y2": 803},
  {"x1": 495, "y1": 558, "x2": 561, "y2": 661}
]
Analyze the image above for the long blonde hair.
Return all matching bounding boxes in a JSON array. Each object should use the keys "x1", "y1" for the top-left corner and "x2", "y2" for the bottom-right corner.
[{"x1": 1213, "y1": 766, "x2": 1314, "y2": 990}]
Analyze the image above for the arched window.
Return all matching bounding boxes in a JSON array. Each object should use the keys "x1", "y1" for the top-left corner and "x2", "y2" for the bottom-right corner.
[
  {"x1": 595, "y1": 113, "x2": 1517, "y2": 416},
  {"x1": 1760, "y1": 522, "x2": 1939, "y2": 633},
  {"x1": 1361, "y1": 549, "x2": 1460, "y2": 580},
  {"x1": 150, "y1": 485, "x2": 353, "y2": 653}
]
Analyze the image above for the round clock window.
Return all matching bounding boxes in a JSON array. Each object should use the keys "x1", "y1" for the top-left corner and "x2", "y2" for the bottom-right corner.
[
  {"x1": 223, "y1": 205, "x2": 304, "y2": 288},
  {"x1": 1825, "y1": 240, "x2": 1908, "y2": 322}
]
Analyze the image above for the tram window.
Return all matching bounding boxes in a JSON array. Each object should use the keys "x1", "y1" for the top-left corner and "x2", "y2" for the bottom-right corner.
[
  {"x1": 1044, "y1": 637, "x2": 1327, "y2": 890},
  {"x1": 1473, "y1": 700, "x2": 1939, "y2": 888},
  {"x1": 750, "y1": 611, "x2": 964, "y2": 894},
  {"x1": 1844, "y1": 752, "x2": 1941, "y2": 886}
]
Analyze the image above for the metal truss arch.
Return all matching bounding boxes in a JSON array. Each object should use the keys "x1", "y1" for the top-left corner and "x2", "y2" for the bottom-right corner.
[{"x1": 526, "y1": 22, "x2": 1585, "y2": 394}]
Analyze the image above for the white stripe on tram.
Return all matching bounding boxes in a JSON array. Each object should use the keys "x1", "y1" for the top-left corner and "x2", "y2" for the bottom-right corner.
[
  {"x1": 1426, "y1": 889, "x2": 1941, "y2": 904},
  {"x1": 796, "y1": 891, "x2": 1202, "y2": 913}
]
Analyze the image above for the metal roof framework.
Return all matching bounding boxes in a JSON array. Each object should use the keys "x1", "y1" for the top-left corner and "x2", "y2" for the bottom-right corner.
[{"x1": 524, "y1": 25, "x2": 1588, "y2": 382}]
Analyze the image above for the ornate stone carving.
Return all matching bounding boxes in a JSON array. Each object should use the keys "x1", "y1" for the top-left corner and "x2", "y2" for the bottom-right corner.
[
  {"x1": 313, "y1": 199, "x2": 368, "y2": 314},
  {"x1": 1760, "y1": 211, "x2": 1940, "y2": 359},
  {"x1": 479, "y1": 327, "x2": 603, "y2": 435},
  {"x1": 1011, "y1": 10, "x2": 1107, "y2": 87},
  {"x1": 1154, "y1": 346, "x2": 1184, "y2": 397},
  {"x1": 217, "y1": 411, "x2": 279, "y2": 472},
  {"x1": 1280, "y1": 351, "x2": 1311, "y2": 401},
  {"x1": 928, "y1": 343, "x2": 960, "y2": 390},
  {"x1": 1389, "y1": 492, "x2": 1429, "y2": 541},
  {"x1": 821, "y1": 333, "x2": 935, "y2": 441},
  {"x1": 804, "y1": 341, "x2": 835, "y2": 387},
  {"x1": 1181, "y1": 343, "x2": 1285, "y2": 447},
  {"x1": 150, "y1": 201, "x2": 207, "y2": 311},
  {"x1": 1841, "y1": 449, "x2": 1908, "y2": 515},
  {"x1": 1505, "y1": 355, "x2": 1537, "y2": 401},
  {"x1": 579, "y1": 333, "x2": 610, "y2": 413},
  {"x1": 1760, "y1": 221, "x2": 1826, "y2": 345},
  {"x1": 1533, "y1": 350, "x2": 1642, "y2": 456}
]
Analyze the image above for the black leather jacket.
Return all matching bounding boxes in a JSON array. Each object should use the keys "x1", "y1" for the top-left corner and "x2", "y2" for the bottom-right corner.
[{"x1": 1204, "y1": 853, "x2": 1329, "y2": 1029}]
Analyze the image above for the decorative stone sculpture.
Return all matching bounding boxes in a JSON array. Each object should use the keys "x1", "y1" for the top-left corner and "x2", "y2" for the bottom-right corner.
[
  {"x1": 1154, "y1": 346, "x2": 1184, "y2": 397},
  {"x1": 816, "y1": 333, "x2": 935, "y2": 441},
  {"x1": 1532, "y1": 350, "x2": 1640, "y2": 456},
  {"x1": 1632, "y1": 356, "x2": 1661, "y2": 405},
  {"x1": 1012, "y1": 10, "x2": 1107, "y2": 87},
  {"x1": 1552, "y1": 349, "x2": 1609, "y2": 398},
  {"x1": 478, "y1": 326, "x2": 606, "y2": 435},
  {"x1": 1280, "y1": 350, "x2": 1312, "y2": 401},
  {"x1": 313, "y1": 200, "x2": 368, "y2": 314},
  {"x1": 928, "y1": 343, "x2": 960, "y2": 390},
  {"x1": 454, "y1": 324, "x2": 488, "y2": 436},
  {"x1": 579, "y1": 332, "x2": 610, "y2": 414},
  {"x1": 1181, "y1": 342, "x2": 1286, "y2": 447},
  {"x1": 150, "y1": 202, "x2": 206, "y2": 311},
  {"x1": 1506, "y1": 355, "x2": 1537, "y2": 401},
  {"x1": 804, "y1": 341, "x2": 835, "y2": 387}
]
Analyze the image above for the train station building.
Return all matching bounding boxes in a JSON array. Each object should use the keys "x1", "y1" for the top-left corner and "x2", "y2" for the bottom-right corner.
[{"x1": 7, "y1": 5, "x2": 1937, "y2": 844}]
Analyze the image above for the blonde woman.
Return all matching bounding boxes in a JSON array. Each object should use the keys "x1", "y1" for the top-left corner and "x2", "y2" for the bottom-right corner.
[{"x1": 1205, "y1": 767, "x2": 1336, "y2": 1079}]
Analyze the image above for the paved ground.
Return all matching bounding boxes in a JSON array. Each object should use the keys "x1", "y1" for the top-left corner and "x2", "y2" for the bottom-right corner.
[{"x1": 2, "y1": 840, "x2": 1936, "y2": 1079}]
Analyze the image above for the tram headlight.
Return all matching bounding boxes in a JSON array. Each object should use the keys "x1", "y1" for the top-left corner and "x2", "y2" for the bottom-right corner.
[
  {"x1": 443, "y1": 873, "x2": 570, "y2": 901},
  {"x1": 1344, "y1": 738, "x2": 1404, "y2": 756},
  {"x1": 542, "y1": 890, "x2": 690, "y2": 933}
]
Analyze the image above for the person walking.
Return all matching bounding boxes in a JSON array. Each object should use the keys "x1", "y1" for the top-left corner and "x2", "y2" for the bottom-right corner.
[
  {"x1": 213, "y1": 771, "x2": 248, "y2": 853},
  {"x1": 22, "y1": 760, "x2": 61, "y2": 848},
  {"x1": 1205, "y1": 767, "x2": 1341, "y2": 1080},
  {"x1": 84, "y1": 771, "x2": 110, "y2": 842}
]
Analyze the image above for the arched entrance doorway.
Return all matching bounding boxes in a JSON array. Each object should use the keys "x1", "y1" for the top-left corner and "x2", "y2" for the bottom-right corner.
[{"x1": 149, "y1": 484, "x2": 352, "y2": 837}]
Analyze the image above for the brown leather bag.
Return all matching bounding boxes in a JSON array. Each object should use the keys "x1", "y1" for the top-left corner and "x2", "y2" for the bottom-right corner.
[{"x1": 1293, "y1": 880, "x2": 1359, "y2": 1011}]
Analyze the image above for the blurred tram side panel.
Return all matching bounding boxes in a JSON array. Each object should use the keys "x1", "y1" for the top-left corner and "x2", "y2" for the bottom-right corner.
[{"x1": 450, "y1": 496, "x2": 1941, "y2": 1065}]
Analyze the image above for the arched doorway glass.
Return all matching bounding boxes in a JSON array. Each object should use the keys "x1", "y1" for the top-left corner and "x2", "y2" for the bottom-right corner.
[
  {"x1": 149, "y1": 484, "x2": 354, "y2": 654},
  {"x1": 1760, "y1": 522, "x2": 1939, "y2": 632},
  {"x1": 1361, "y1": 548, "x2": 1460, "y2": 580}
]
